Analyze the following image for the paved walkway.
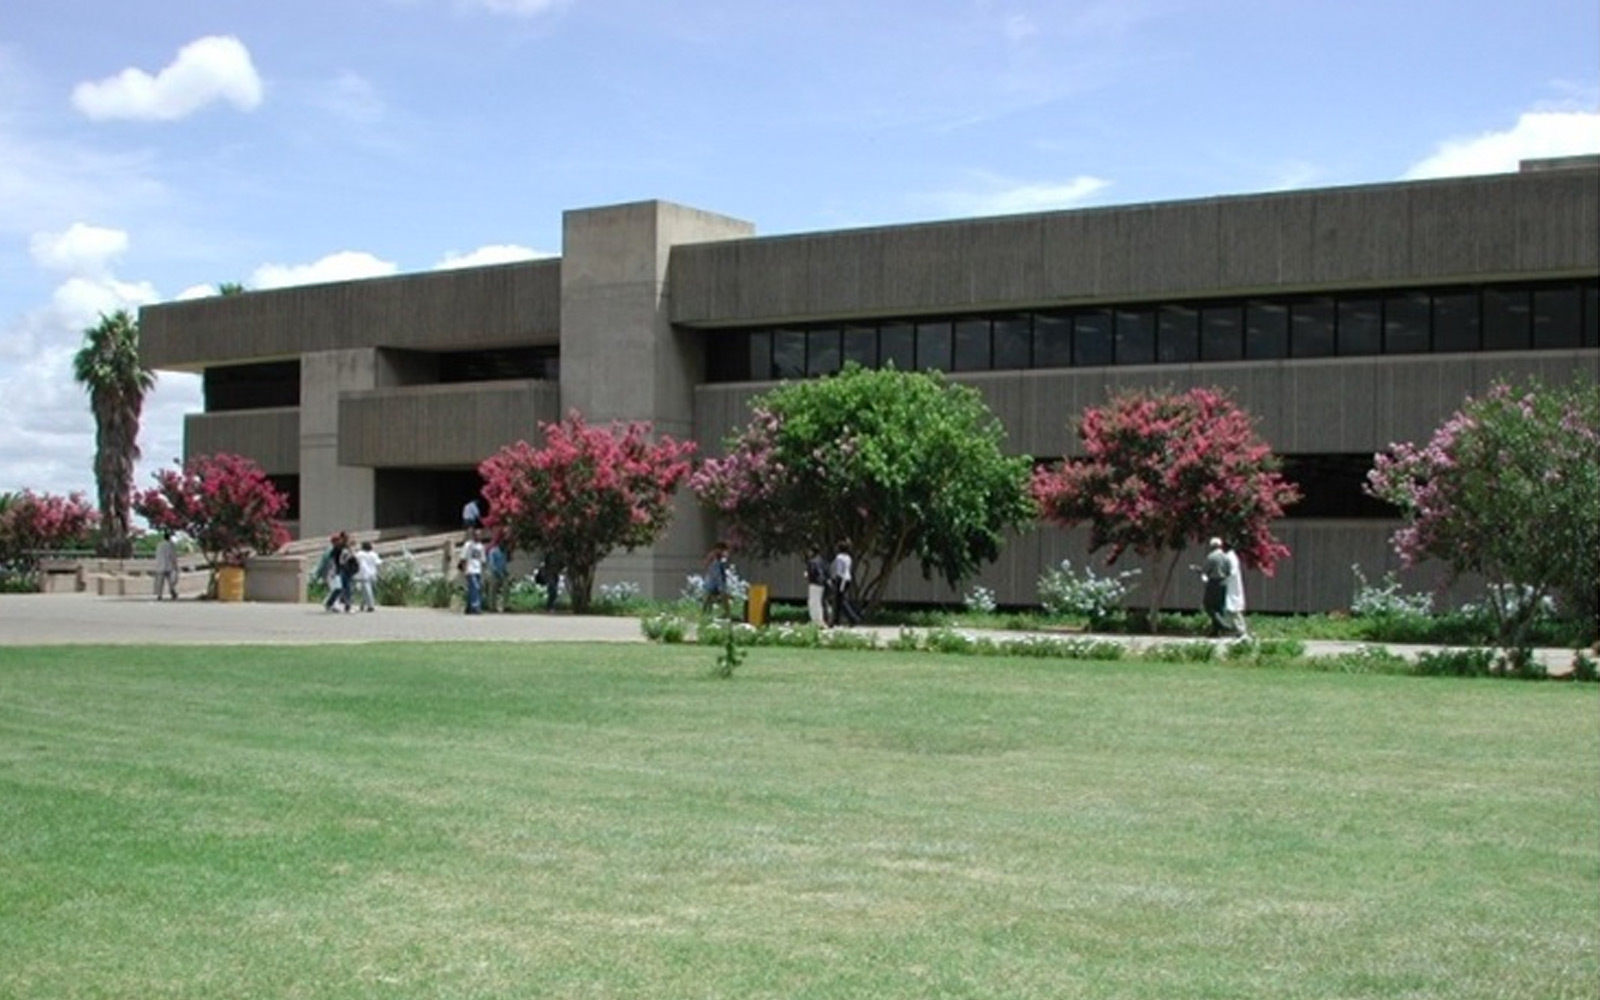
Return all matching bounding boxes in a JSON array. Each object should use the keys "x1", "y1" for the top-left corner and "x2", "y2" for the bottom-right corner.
[{"x1": 0, "y1": 593, "x2": 1584, "y2": 674}]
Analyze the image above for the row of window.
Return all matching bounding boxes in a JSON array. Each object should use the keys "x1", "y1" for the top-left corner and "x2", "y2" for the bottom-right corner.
[{"x1": 706, "y1": 279, "x2": 1600, "y2": 383}]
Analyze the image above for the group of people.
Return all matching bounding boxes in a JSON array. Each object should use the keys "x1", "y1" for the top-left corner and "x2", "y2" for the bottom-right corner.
[
  {"x1": 461, "y1": 501, "x2": 560, "y2": 615},
  {"x1": 805, "y1": 541, "x2": 861, "y2": 628},
  {"x1": 1200, "y1": 537, "x2": 1251, "y2": 639},
  {"x1": 316, "y1": 531, "x2": 383, "y2": 613}
]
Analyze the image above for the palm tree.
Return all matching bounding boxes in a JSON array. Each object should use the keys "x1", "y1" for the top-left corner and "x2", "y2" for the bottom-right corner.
[{"x1": 73, "y1": 309, "x2": 155, "y2": 559}]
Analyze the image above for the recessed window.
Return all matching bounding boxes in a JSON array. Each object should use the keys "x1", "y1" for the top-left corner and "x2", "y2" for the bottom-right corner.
[
  {"x1": 773, "y1": 330, "x2": 806, "y2": 379},
  {"x1": 1158, "y1": 306, "x2": 1199, "y2": 363},
  {"x1": 1201, "y1": 306, "x2": 1243, "y2": 361},
  {"x1": 1433, "y1": 291, "x2": 1480, "y2": 353},
  {"x1": 1337, "y1": 299, "x2": 1381, "y2": 356},
  {"x1": 807, "y1": 328, "x2": 841, "y2": 376},
  {"x1": 1073, "y1": 311, "x2": 1113, "y2": 367},
  {"x1": 1035, "y1": 313, "x2": 1072, "y2": 367},
  {"x1": 1114, "y1": 308, "x2": 1155, "y2": 365},
  {"x1": 993, "y1": 316, "x2": 1032, "y2": 369},
  {"x1": 1291, "y1": 298, "x2": 1335, "y2": 358},
  {"x1": 842, "y1": 325, "x2": 877, "y2": 368},
  {"x1": 953, "y1": 318, "x2": 991, "y2": 371},
  {"x1": 1384, "y1": 292, "x2": 1430, "y2": 354},
  {"x1": 915, "y1": 320, "x2": 952, "y2": 372},
  {"x1": 1246, "y1": 302, "x2": 1288, "y2": 360},
  {"x1": 1533, "y1": 286, "x2": 1581, "y2": 348},
  {"x1": 880, "y1": 323, "x2": 915, "y2": 371}
]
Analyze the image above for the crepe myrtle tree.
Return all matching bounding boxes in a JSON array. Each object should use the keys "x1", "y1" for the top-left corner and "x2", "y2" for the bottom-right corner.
[
  {"x1": 479, "y1": 411, "x2": 697, "y2": 614},
  {"x1": 1032, "y1": 386, "x2": 1300, "y2": 630},
  {"x1": 1365, "y1": 378, "x2": 1600, "y2": 648},
  {"x1": 691, "y1": 364, "x2": 1035, "y2": 615},
  {"x1": 0, "y1": 490, "x2": 97, "y2": 575},
  {"x1": 133, "y1": 453, "x2": 291, "y2": 595}
]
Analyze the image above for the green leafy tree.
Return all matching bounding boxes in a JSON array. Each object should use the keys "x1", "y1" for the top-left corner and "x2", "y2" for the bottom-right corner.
[
  {"x1": 72, "y1": 309, "x2": 155, "y2": 558},
  {"x1": 1365, "y1": 378, "x2": 1600, "y2": 647},
  {"x1": 1032, "y1": 386, "x2": 1300, "y2": 631},
  {"x1": 692, "y1": 365, "x2": 1035, "y2": 614}
]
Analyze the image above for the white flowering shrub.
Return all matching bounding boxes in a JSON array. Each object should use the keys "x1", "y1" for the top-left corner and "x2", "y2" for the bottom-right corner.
[
  {"x1": 1349, "y1": 564, "x2": 1434, "y2": 619},
  {"x1": 963, "y1": 585, "x2": 998, "y2": 615},
  {"x1": 1037, "y1": 559, "x2": 1140, "y2": 627}
]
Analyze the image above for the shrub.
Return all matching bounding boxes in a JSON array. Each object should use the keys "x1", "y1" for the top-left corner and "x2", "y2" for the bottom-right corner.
[
  {"x1": 1037, "y1": 559, "x2": 1140, "y2": 628},
  {"x1": 964, "y1": 585, "x2": 997, "y2": 615},
  {"x1": 1413, "y1": 647, "x2": 1498, "y2": 678},
  {"x1": 1143, "y1": 641, "x2": 1218, "y2": 663},
  {"x1": 1349, "y1": 563, "x2": 1435, "y2": 619}
]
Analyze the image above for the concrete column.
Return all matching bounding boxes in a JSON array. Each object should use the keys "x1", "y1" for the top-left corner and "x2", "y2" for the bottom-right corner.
[
  {"x1": 299, "y1": 349, "x2": 377, "y2": 539},
  {"x1": 559, "y1": 201, "x2": 755, "y2": 598}
]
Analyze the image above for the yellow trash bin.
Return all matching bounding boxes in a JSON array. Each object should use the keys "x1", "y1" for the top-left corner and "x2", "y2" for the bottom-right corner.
[
  {"x1": 216, "y1": 565, "x2": 245, "y2": 603},
  {"x1": 746, "y1": 583, "x2": 769, "y2": 626}
]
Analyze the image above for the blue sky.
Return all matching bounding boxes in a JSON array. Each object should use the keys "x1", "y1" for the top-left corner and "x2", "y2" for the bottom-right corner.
[{"x1": 2, "y1": 0, "x2": 1597, "y2": 500}]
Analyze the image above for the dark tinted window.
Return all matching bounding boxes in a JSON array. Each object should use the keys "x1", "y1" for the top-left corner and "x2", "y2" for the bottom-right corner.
[
  {"x1": 1433, "y1": 291, "x2": 1480, "y2": 353},
  {"x1": 1034, "y1": 314, "x2": 1072, "y2": 367},
  {"x1": 773, "y1": 330, "x2": 806, "y2": 379},
  {"x1": 953, "y1": 318, "x2": 991, "y2": 371},
  {"x1": 1384, "y1": 292, "x2": 1430, "y2": 354},
  {"x1": 204, "y1": 359, "x2": 301, "y2": 412},
  {"x1": 1533, "y1": 286, "x2": 1581, "y2": 348},
  {"x1": 1482, "y1": 287, "x2": 1531, "y2": 350},
  {"x1": 843, "y1": 326, "x2": 877, "y2": 368},
  {"x1": 1115, "y1": 308, "x2": 1155, "y2": 364},
  {"x1": 1291, "y1": 298, "x2": 1335, "y2": 358},
  {"x1": 806, "y1": 329, "x2": 840, "y2": 376},
  {"x1": 1201, "y1": 306, "x2": 1243, "y2": 361},
  {"x1": 1585, "y1": 283, "x2": 1599, "y2": 348},
  {"x1": 1246, "y1": 302, "x2": 1288, "y2": 359},
  {"x1": 1280, "y1": 454, "x2": 1395, "y2": 519},
  {"x1": 748, "y1": 331, "x2": 772, "y2": 379},
  {"x1": 1337, "y1": 298, "x2": 1381, "y2": 356},
  {"x1": 880, "y1": 323, "x2": 914, "y2": 370},
  {"x1": 1158, "y1": 306, "x2": 1199, "y2": 363},
  {"x1": 1074, "y1": 311, "x2": 1113, "y2": 367},
  {"x1": 993, "y1": 316, "x2": 1032, "y2": 368},
  {"x1": 915, "y1": 320, "x2": 951, "y2": 371}
]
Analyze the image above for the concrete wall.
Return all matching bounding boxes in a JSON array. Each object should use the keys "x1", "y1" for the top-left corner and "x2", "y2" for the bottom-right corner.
[
  {"x1": 182, "y1": 407, "x2": 300, "y2": 473},
  {"x1": 300, "y1": 350, "x2": 377, "y2": 538},
  {"x1": 141, "y1": 258, "x2": 562, "y2": 370},
  {"x1": 668, "y1": 169, "x2": 1600, "y2": 326},
  {"x1": 339, "y1": 379, "x2": 561, "y2": 467},
  {"x1": 559, "y1": 201, "x2": 756, "y2": 596}
]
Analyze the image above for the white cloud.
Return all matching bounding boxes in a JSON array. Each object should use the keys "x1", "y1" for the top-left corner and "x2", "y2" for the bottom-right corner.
[
  {"x1": 251, "y1": 251, "x2": 398, "y2": 290},
  {"x1": 29, "y1": 223, "x2": 130, "y2": 276},
  {"x1": 467, "y1": 0, "x2": 569, "y2": 16},
  {"x1": 72, "y1": 35, "x2": 264, "y2": 122},
  {"x1": 1403, "y1": 109, "x2": 1600, "y2": 179},
  {"x1": 434, "y1": 244, "x2": 550, "y2": 269},
  {"x1": 928, "y1": 172, "x2": 1111, "y2": 217}
]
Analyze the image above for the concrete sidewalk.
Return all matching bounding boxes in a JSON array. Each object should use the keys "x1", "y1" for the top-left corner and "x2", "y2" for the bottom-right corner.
[
  {"x1": 0, "y1": 593, "x2": 1585, "y2": 675},
  {"x1": 0, "y1": 593, "x2": 646, "y2": 646}
]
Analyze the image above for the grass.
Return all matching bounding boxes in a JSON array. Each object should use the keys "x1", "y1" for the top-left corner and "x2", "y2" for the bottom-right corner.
[{"x1": 2, "y1": 643, "x2": 1596, "y2": 999}]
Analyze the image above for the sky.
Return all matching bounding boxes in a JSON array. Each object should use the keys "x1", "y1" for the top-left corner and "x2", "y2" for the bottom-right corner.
[{"x1": 2, "y1": 0, "x2": 1597, "y2": 503}]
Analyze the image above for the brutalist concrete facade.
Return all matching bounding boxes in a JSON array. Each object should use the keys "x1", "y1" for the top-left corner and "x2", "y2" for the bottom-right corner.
[{"x1": 139, "y1": 165, "x2": 1600, "y2": 612}]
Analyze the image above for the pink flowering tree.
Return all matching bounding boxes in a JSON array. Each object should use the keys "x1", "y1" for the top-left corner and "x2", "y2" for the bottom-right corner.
[
  {"x1": 133, "y1": 454, "x2": 291, "y2": 592},
  {"x1": 1365, "y1": 379, "x2": 1600, "y2": 647},
  {"x1": 1032, "y1": 387, "x2": 1300, "y2": 630},
  {"x1": 691, "y1": 366, "x2": 1035, "y2": 614},
  {"x1": 479, "y1": 412, "x2": 697, "y2": 613},
  {"x1": 0, "y1": 490, "x2": 98, "y2": 578}
]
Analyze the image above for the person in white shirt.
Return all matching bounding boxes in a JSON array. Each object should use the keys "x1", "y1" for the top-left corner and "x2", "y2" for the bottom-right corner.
[
  {"x1": 830, "y1": 540, "x2": 861, "y2": 626},
  {"x1": 1223, "y1": 541, "x2": 1251, "y2": 639},
  {"x1": 354, "y1": 541, "x2": 382, "y2": 612},
  {"x1": 153, "y1": 532, "x2": 180, "y2": 600},
  {"x1": 461, "y1": 531, "x2": 487, "y2": 615}
]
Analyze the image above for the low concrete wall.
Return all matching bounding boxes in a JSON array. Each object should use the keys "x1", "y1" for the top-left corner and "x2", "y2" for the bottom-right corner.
[{"x1": 245, "y1": 556, "x2": 308, "y2": 603}]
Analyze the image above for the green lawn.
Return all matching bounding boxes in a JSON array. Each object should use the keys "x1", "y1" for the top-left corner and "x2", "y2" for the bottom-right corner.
[{"x1": 2, "y1": 643, "x2": 1595, "y2": 999}]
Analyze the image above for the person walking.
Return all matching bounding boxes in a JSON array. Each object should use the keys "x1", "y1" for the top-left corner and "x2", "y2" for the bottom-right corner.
[
  {"x1": 1223, "y1": 541, "x2": 1251, "y2": 639},
  {"x1": 486, "y1": 536, "x2": 510, "y2": 613},
  {"x1": 321, "y1": 533, "x2": 352, "y2": 612},
  {"x1": 1200, "y1": 537, "x2": 1231, "y2": 637},
  {"x1": 354, "y1": 541, "x2": 382, "y2": 612},
  {"x1": 830, "y1": 540, "x2": 862, "y2": 626},
  {"x1": 462, "y1": 497, "x2": 482, "y2": 531},
  {"x1": 804, "y1": 547, "x2": 830, "y2": 626},
  {"x1": 702, "y1": 541, "x2": 733, "y2": 618},
  {"x1": 538, "y1": 552, "x2": 561, "y2": 611},
  {"x1": 152, "y1": 531, "x2": 180, "y2": 601},
  {"x1": 461, "y1": 530, "x2": 487, "y2": 614}
]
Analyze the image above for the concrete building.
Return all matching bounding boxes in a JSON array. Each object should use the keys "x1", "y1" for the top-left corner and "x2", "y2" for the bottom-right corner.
[{"x1": 139, "y1": 161, "x2": 1600, "y2": 613}]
